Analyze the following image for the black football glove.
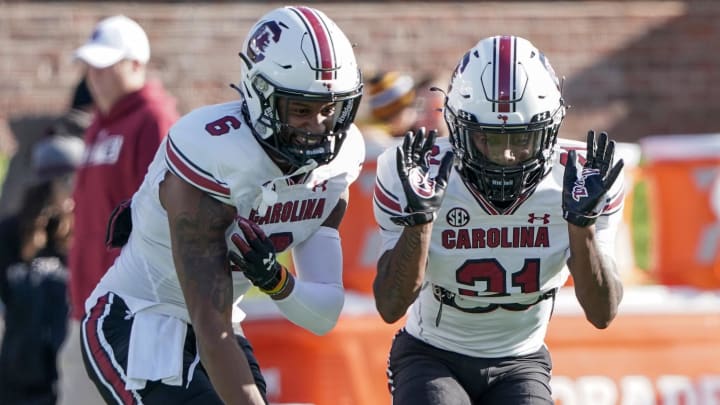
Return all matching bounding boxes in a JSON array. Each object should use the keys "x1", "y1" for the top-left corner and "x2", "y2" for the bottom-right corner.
[
  {"x1": 562, "y1": 130, "x2": 625, "y2": 227},
  {"x1": 390, "y1": 127, "x2": 454, "y2": 227},
  {"x1": 228, "y1": 217, "x2": 290, "y2": 295}
]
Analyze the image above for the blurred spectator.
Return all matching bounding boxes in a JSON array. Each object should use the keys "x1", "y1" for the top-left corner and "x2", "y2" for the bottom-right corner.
[
  {"x1": 361, "y1": 71, "x2": 417, "y2": 159},
  {"x1": 360, "y1": 70, "x2": 448, "y2": 160},
  {"x1": 413, "y1": 73, "x2": 449, "y2": 138},
  {"x1": 0, "y1": 78, "x2": 93, "y2": 220},
  {"x1": 368, "y1": 71, "x2": 418, "y2": 136},
  {"x1": 0, "y1": 135, "x2": 84, "y2": 405},
  {"x1": 68, "y1": 15, "x2": 179, "y2": 320}
]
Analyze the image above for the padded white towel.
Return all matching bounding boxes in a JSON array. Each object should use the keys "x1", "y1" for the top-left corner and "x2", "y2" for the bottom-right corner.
[{"x1": 125, "y1": 311, "x2": 187, "y2": 390}]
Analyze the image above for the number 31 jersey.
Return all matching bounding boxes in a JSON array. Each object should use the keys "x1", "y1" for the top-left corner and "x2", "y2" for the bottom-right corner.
[{"x1": 373, "y1": 136, "x2": 624, "y2": 358}]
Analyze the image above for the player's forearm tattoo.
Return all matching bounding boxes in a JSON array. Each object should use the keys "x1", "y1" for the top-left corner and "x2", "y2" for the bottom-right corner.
[
  {"x1": 172, "y1": 195, "x2": 234, "y2": 313},
  {"x1": 393, "y1": 235, "x2": 423, "y2": 291},
  {"x1": 376, "y1": 229, "x2": 426, "y2": 317}
]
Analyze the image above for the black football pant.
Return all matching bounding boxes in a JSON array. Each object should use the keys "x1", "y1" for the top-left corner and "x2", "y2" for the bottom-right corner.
[
  {"x1": 80, "y1": 292, "x2": 267, "y2": 404},
  {"x1": 387, "y1": 329, "x2": 554, "y2": 405}
]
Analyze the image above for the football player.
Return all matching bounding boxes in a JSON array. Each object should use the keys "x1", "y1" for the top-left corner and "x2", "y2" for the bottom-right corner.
[
  {"x1": 373, "y1": 35, "x2": 625, "y2": 405},
  {"x1": 80, "y1": 6, "x2": 363, "y2": 404}
]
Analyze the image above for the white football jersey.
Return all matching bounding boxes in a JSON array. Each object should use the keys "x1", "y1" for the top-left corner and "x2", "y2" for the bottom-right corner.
[
  {"x1": 88, "y1": 100, "x2": 364, "y2": 322},
  {"x1": 373, "y1": 137, "x2": 624, "y2": 358}
]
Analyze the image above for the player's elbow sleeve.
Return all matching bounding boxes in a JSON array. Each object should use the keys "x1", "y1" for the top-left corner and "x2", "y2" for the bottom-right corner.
[
  {"x1": 274, "y1": 281, "x2": 345, "y2": 335},
  {"x1": 308, "y1": 284, "x2": 345, "y2": 335}
]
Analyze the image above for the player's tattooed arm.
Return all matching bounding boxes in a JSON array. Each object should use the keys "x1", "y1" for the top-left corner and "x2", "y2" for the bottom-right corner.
[
  {"x1": 373, "y1": 129, "x2": 451, "y2": 324},
  {"x1": 564, "y1": 131, "x2": 624, "y2": 329},
  {"x1": 171, "y1": 195, "x2": 235, "y2": 315},
  {"x1": 160, "y1": 171, "x2": 265, "y2": 405},
  {"x1": 567, "y1": 225, "x2": 624, "y2": 329},
  {"x1": 374, "y1": 224, "x2": 433, "y2": 324}
]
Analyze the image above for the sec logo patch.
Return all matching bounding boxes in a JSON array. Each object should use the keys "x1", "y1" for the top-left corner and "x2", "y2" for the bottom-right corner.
[{"x1": 446, "y1": 207, "x2": 469, "y2": 227}]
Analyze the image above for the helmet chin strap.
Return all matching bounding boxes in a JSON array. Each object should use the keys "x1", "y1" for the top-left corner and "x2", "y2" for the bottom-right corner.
[{"x1": 255, "y1": 159, "x2": 319, "y2": 212}]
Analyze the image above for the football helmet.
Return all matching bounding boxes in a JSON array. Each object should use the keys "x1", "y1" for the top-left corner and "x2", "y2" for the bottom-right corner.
[
  {"x1": 444, "y1": 35, "x2": 566, "y2": 210},
  {"x1": 237, "y1": 6, "x2": 363, "y2": 169}
]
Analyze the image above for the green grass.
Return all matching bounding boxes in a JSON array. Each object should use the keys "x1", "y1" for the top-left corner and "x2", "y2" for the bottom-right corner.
[
  {"x1": 0, "y1": 153, "x2": 8, "y2": 195},
  {"x1": 630, "y1": 179, "x2": 651, "y2": 271}
]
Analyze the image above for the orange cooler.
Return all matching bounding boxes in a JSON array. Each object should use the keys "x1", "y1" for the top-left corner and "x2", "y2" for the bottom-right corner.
[{"x1": 640, "y1": 134, "x2": 720, "y2": 288}]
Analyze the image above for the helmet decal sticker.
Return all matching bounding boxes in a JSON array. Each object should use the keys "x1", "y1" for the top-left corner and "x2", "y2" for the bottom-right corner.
[
  {"x1": 247, "y1": 21, "x2": 284, "y2": 63},
  {"x1": 459, "y1": 51, "x2": 471, "y2": 74},
  {"x1": 539, "y1": 52, "x2": 561, "y2": 90}
]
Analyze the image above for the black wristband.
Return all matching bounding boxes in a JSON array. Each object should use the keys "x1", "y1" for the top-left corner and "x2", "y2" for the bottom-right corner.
[
  {"x1": 563, "y1": 211, "x2": 598, "y2": 227},
  {"x1": 390, "y1": 211, "x2": 435, "y2": 227}
]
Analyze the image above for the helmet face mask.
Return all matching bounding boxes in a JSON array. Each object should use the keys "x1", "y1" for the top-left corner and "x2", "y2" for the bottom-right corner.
[
  {"x1": 271, "y1": 93, "x2": 358, "y2": 166},
  {"x1": 444, "y1": 35, "x2": 565, "y2": 209},
  {"x1": 238, "y1": 6, "x2": 363, "y2": 170}
]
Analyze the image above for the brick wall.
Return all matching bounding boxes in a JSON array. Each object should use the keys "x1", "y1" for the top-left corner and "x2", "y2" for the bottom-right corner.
[{"x1": 1, "y1": 1, "x2": 719, "y2": 153}]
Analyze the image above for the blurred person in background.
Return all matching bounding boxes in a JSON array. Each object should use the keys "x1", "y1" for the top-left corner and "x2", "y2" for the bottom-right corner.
[
  {"x1": 80, "y1": 6, "x2": 363, "y2": 404},
  {"x1": 0, "y1": 135, "x2": 84, "y2": 405},
  {"x1": 69, "y1": 14, "x2": 179, "y2": 321},
  {"x1": 0, "y1": 77, "x2": 93, "y2": 220},
  {"x1": 361, "y1": 71, "x2": 417, "y2": 159},
  {"x1": 413, "y1": 73, "x2": 449, "y2": 138},
  {"x1": 367, "y1": 71, "x2": 418, "y2": 137},
  {"x1": 372, "y1": 35, "x2": 625, "y2": 404},
  {"x1": 361, "y1": 70, "x2": 448, "y2": 160}
]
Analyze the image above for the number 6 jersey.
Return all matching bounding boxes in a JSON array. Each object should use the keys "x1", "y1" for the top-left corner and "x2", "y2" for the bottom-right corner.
[
  {"x1": 373, "y1": 136, "x2": 624, "y2": 358},
  {"x1": 87, "y1": 100, "x2": 364, "y2": 323}
]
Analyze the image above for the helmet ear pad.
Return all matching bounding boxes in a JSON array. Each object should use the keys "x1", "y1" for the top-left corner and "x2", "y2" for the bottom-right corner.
[
  {"x1": 444, "y1": 35, "x2": 566, "y2": 210},
  {"x1": 237, "y1": 6, "x2": 363, "y2": 169}
]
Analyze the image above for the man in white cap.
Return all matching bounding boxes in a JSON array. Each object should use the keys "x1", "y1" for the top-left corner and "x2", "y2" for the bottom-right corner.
[{"x1": 69, "y1": 15, "x2": 179, "y2": 322}]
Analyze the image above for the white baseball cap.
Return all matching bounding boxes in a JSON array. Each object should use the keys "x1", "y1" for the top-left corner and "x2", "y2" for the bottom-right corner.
[{"x1": 74, "y1": 15, "x2": 150, "y2": 69}]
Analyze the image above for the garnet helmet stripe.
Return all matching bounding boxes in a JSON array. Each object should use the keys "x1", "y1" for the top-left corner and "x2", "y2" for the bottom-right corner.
[
  {"x1": 291, "y1": 6, "x2": 335, "y2": 80},
  {"x1": 497, "y1": 35, "x2": 513, "y2": 113}
]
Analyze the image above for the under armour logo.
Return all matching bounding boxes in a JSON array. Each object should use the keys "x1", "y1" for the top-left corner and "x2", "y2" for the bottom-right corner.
[
  {"x1": 458, "y1": 110, "x2": 474, "y2": 120},
  {"x1": 312, "y1": 180, "x2": 328, "y2": 192},
  {"x1": 497, "y1": 114, "x2": 509, "y2": 124},
  {"x1": 528, "y1": 213, "x2": 550, "y2": 224},
  {"x1": 262, "y1": 253, "x2": 275, "y2": 270}
]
